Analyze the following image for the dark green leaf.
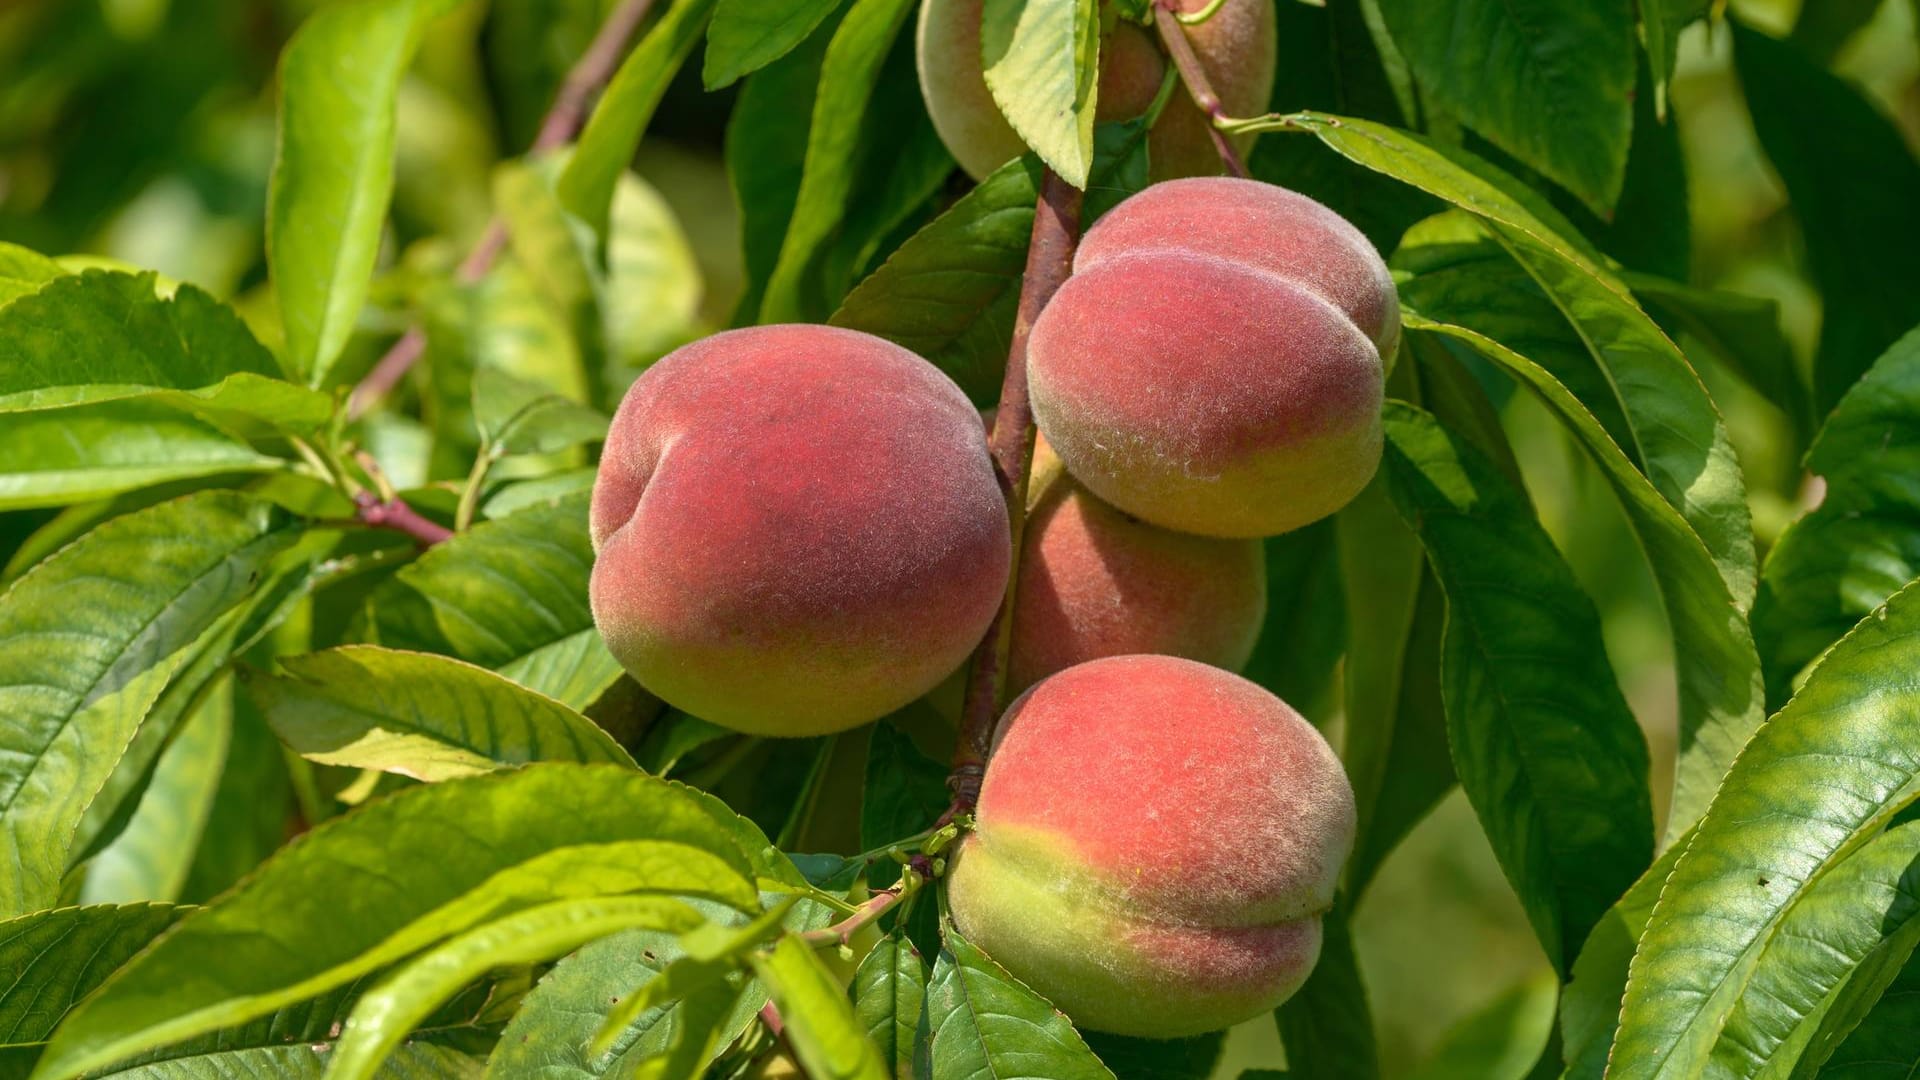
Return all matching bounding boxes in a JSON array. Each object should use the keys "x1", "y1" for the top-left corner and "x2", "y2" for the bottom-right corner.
[
  {"x1": 0, "y1": 904, "x2": 179, "y2": 1047},
  {"x1": 0, "y1": 491, "x2": 301, "y2": 916},
  {"x1": 757, "y1": 0, "x2": 920, "y2": 323},
  {"x1": 1754, "y1": 325, "x2": 1920, "y2": 706},
  {"x1": 979, "y1": 0, "x2": 1097, "y2": 187},
  {"x1": 270, "y1": 0, "x2": 463, "y2": 386},
  {"x1": 179, "y1": 690, "x2": 293, "y2": 904},
  {"x1": 919, "y1": 925, "x2": 1113, "y2": 1080},
  {"x1": 0, "y1": 273, "x2": 326, "y2": 433},
  {"x1": 1372, "y1": 0, "x2": 1634, "y2": 214},
  {"x1": 0, "y1": 402, "x2": 283, "y2": 513},
  {"x1": 1642, "y1": 0, "x2": 1709, "y2": 118},
  {"x1": 1629, "y1": 273, "x2": 1809, "y2": 438},
  {"x1": 1791, "y1": 0, "x2": 1887, "y2": 65},
  {"x1": 1242, "y1": 519, "x2": 1347, "y2": 727},
  {"x1": 705, "y1": 0, "x2": 843, "y2": 88},
  {"x1": 830, "y1": 157, "x2": 1041, "y2": 403},
  {"x1": 1275, "y1": 900, "x2": 1378, "y2": 1079},
  {"x1": 851, "y1": 932, "x2": 927, "y2": 1079},
  {"x1": 1611, "y1": 577, "x2": 1920, "y2": 1077},
  {"x1": 363, "y1": 492, "x2": 618, "y2": 709},
  {"x1": 859, "y1": 720, "x2": 948, "y2": 855},
  {"x1": 557, "y1": 0, "x2": 716, "y2": 240},
  {"x1": 248, "y1": 645, "x2": 636, "y2": 778},
  {"x1": 33, "y1": 765, "x2": 765, "y2": 1080},
  {"x1": 1733, "y1": 20, "x2": 1920, "y2": 414},
  {"x1": 1817, "y1": 949, "x2": 1920, "y2": 1079},
  {"x1": 1083, "y1": 1030, "x2": 1224, "y2": 1080},
  {"x1": 1380, "y1": 402, "x2": 1653, "y2": 972},
  {"x1": 1559, "y1": 835, "x2": 1686, "y2": 1080}
]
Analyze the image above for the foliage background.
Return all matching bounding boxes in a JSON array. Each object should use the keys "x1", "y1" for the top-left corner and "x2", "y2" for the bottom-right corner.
[{"x1": 0, "y1": 0, "x2": 1917, "y2": 1074}]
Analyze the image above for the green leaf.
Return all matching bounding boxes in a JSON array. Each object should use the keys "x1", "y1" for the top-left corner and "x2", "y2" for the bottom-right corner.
[
  {"x1": 756, "y1": 0, "x2": 920, "y2": 323},
  {"x1": 859, "y1": 720, "x2": 948, "y2": 854},
  {"x1": 1243, "y1": 518, "x2": 1348, "y2": 727},
  {"x1": 1404, "y1": 311, "x2": 1761, "y2": 841},
  {"x1": 269, "y1": 0, "x2": 463, "y2": 387},
  {"x1": 919, "y1": 925, "x2": 1113, "y2": 1080},
  {"x1": 1817, "y1": 949, "x2": 1920, "y2": 1078},
  {"x1": 602, "y1": 173, "x2": 704, "y2": 369},
  {"x1": 1790, "y1": 0, "x2": 1884, "y2": 63},
  {"x1": 1609, "y1": 577, "x2": 1920, "y2": 1078},
  {"x1": 749, "y1": 936, "x2": 888, "y2": 1080},
  {"x1": 1372, "y1": 0, "x2": 1633, "y2": 214},
  {"x1": 362, "y1": 492, "x2": 619, "y2": 709},
  {"x1": 830, "y1": 156, "x2": 1042, "y2": 403},
  {"x1": 247, "y1": 645, "x2": 636, "y2": 778},
  {"x1": 1705, "y1": 820, "x2": 1920, "y2": 1078},
  {"x1": 0, "y1": 242, "x2": 65, "y2": 308},
  {"x1": 850, "y1": 932, "x2": 927, "y2": 1079},
  {"x1": 1380, "y1": 402, "x2": 1653, "y2": 972},
  {"x1": 1754, "y1": 325, "x2": 1920, "y2": 707},
  {"x1": 79, "y1": 678, "x2": 232, "y2": 904},
  {"x1": 327, "y1": 896, "x2": 714, "y2": 1080},
  {"x1": 1732, "y1": 20, "x2": 1920, "y2": 414},
  {"x1": 980, "y1": 0, "x2": 1098, "y2": 188},
  {"x1": 1628, "y1": 273, "x2": 1809, "y2": 439},
  {"x1": 472, "y1": 367, "x2": 608, "y2": 458},
  {"x1": 32, "y1": 764, "x2": 764, "y2": 1080},
  {"x1": 1641, "y1": 1, "x2": 1709, "y2": 118},
  {"x1": 0, "y1": 491, "x2": 301, "y2": 917},
  {"x1": 557, "y1": 0, "x2": 716, "y2": 240},
  {"x1": 179, "y1": 690, "x2": 294, "y2": 904},
  {"x1": 1559, "y1": 835, "x2": 1686, "y2": 1079},
  {"x1": 484, "y1": 923, "x2": 766, "y2": 1079},
  {"x1": 1407, "y1": 969, "x2": 1557, "y2": 1080},
  {"x1": 1083, "y1": 1031, "x2": 1224, "y2": 1080},
  {"x1": 1275, "y1": 900, "x2": 1378, "y2": 1079},
  {"x1": 704, "y1": 0, "x2": 844, "y2": 88},
  {"x1": 0, "y1": 904, "x2": 179, "y2": 1046},
  {"x1": 0, "y1": 401, "x2": 284, "y2": 513},
  {"x1": 0, "y1": 272, "x2": 327, "y2": 433}
]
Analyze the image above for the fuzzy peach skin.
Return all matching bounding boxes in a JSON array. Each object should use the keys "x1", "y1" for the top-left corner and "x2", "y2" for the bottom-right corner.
[
  {"x1": 1009, "y1": 435, "x2": 1265, "y2": 693},
  {"x1": 947, "y1": 654, "x2": 1355, "y2": 1038},
  {"x1": 589, "y1": 325, "x2": 1010, "y2": 737},
  {"x1": 1028, "y1": 177, "x2": 1397, "y2": 538},
  {"x1": 916, "y1": 0, "x2": 1275, "y2": 182}
]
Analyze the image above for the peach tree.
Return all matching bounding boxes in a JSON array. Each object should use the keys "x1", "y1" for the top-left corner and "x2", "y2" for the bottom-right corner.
[{"x1": 0, "y1": 0, "x2": 1917, "y2": 1078}]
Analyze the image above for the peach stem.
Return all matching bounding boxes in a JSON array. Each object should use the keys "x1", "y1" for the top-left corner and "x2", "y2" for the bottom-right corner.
[
  {"x1": 347, "y1": 0, "x2": 660, "y2": 420},
  {"x1": 352, "y1": 490, "x2": 453, "y2": 546},
  {"x1": 1152, "y1": 0, "x2": 1251, "y2": 179},
  {"x1": 947, "y1": 169, "x2": 1085, "y2": 813}
]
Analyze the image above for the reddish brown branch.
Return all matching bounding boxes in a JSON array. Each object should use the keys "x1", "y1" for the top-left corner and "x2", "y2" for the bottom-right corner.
[
  {"x1": 346, "y1": 0, "x2": 659, "y2": 420},
  {"x1": 353, "y1": 490, "x2": 453, "y2": 546},
  {"x1": 1152, "y1": 1, "x2": 1250, "y2": 179},
  {"x1": 947, "y1": 170, "x2": 1085, "y2": 813},
  {"x1": 800, "y1": 884, "x2": 908, "y2": 948}
]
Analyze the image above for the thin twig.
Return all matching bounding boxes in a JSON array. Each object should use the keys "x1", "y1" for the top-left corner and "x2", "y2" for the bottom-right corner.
[
  {"x1": 353, "y1": 490, "x2": 454, "y2": 546},
  {"x1": 1153, "y1": 0, "x2": 1250, "y2": 178},
  {"x1": 346, "y1": 0, "x2": 660, "y2": 419},
  {"x1": 946, "y1": 170, "x2": 1085, "y2": 816},
  {"x1": 799, "y1": 882, "x2": 910, "y2": 949}
]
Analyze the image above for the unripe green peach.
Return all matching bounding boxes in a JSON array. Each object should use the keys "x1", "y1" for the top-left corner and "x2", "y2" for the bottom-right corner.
[
  {"x1": 947, "y1": 654, "x2": 1354, "y2": 1038},
  {"x1": 915, "y1": 0, "x2": 1275, "y2": 182},
  {"x1": 589, "y1": 325, "x2": 1010, "y2": 737},
  {"x1": 1009, "y1": 434, "x2": 1266, "y2": 693},
  {"x1": 1028, "y1": 177, "x2": 1397, "y2": 538}
]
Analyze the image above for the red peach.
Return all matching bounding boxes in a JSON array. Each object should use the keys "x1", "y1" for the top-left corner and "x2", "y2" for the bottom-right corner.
[
  {"x1": 1028, "y1": 177, "x2": 1396, "y2": 538},
  {"x1": 589, "y1": 325, "x2": 1010, "y2": 736},
  {"x1": 947, "y1": 654, "x2": 1355, "y2": 1037}
]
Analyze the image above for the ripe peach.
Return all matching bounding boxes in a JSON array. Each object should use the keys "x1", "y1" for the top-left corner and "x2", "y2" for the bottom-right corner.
[
  {"x1": 915, "y1": 0, "x2": 1275, "y2": 182},
  {"x1": 1009, "y1": 434, "x2": 1266, "y2": 692},
  {"x1": 947, "y1": 654, "x2": 1355, "y2": 1038},
  {"x1": 1028, "y1": 177, "x2": 1396, "y2": 538},
  {"x1": 589, "y1": 325, "x2": 1010, "y2": 737}
]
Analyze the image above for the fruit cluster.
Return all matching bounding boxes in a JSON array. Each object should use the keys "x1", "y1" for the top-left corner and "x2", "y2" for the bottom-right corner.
[{"x1": 588, "y1": 34, "x2": 1394, "y2": 1034}]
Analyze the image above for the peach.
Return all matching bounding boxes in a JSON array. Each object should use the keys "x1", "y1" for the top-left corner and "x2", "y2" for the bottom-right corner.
[
  {"x1": 915, "y1": 0, "x2": 1275, "y2": 182},
  {"x1": 589, "y1": 325, "x2": 1010, "y2": 737},
  {"x1": 1028, "y1": 177, "x2": 1396, "y2": 538},
  {"x1": 947, "y1": 654, "x2": 1355, "y2": 1038},
  {"x1": 1009, "y1": 434, "x2": 1266, "y2": 692}
]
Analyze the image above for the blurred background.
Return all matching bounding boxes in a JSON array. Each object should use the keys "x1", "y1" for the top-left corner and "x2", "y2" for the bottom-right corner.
[{"x1": 1, "y1": 0, "x2": 1913, "y2": 1073}]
